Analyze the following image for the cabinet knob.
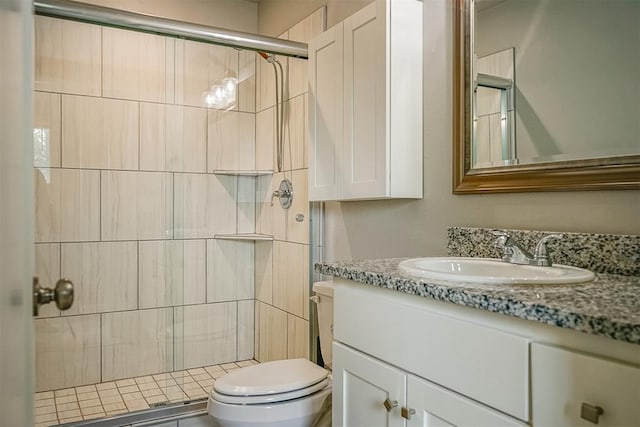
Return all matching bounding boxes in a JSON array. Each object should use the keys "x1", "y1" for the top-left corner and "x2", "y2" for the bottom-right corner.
[
  {"x1": 383, "y1": 398, "x2": 398, "y2": 412},
  {"x1": 401, "y1": 407, "x2": 416, "y2": 420},
  {"x1": 581, "y1": 403, "x2": 604, "y2": 424}
]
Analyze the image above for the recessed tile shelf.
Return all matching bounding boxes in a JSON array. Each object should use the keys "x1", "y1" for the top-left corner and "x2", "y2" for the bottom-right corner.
[
  {"x1": 214, "y1": 233, "x2": 274, "y2": 241},
  {"x1": 212, "y1": 170, "x2": 274, "y2": 176}
]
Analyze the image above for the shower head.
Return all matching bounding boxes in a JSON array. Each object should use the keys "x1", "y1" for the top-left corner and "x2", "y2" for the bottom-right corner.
[{"x1": 257, "y1": 51, "x2": 279, "y2": 64}]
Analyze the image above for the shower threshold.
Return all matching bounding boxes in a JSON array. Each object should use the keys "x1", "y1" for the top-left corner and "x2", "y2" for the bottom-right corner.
[{"x1": 57, "y1": 400, "x2": 207, "y2": 427}]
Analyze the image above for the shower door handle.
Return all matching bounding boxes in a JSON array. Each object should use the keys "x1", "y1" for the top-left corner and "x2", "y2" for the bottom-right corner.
[{"x1": 33, "y1": 276, "x2": 74, "y2": 316}]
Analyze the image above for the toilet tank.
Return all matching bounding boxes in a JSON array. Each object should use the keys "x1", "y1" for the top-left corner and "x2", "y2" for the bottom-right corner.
[{"x1": 312, "y1": 281, "x2": 334, "y2": 369}]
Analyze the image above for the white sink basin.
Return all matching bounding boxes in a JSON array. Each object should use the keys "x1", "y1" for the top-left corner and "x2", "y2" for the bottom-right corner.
[{"x1": 398, "y1": 257, "x2": 595, "y2": 285}]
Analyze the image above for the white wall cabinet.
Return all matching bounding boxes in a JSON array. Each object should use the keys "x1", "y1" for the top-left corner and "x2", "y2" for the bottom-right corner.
[
  {"x1": 332, "y1": 279, "x2": 640, "y2": 427},
  {"x1": 308, "y1": 0, "x2": 423, "y2": 201}
]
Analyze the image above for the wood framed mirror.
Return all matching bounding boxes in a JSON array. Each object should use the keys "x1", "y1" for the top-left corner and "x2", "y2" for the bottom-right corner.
[{"x1": 453, "y1": 0, "x2": 640, "y2": 194}]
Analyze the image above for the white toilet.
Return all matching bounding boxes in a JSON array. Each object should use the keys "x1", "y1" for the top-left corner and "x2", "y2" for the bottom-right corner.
[{"x1": 208, "y1": 281, "x2": 334, "y2": 427}]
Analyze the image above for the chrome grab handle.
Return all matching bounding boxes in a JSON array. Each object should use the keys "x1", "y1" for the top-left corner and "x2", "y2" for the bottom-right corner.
[
  {"x1": 401, "y1": 407, "x2": 416, "y2": 420},
  {"x1": 581, "y1": 403, "x2": 604, "y2": 424},
  {"x1": 33, "y1": 276, "x2": 74, "y2": 316},
  {"x1": 383, "y1": 398, "x2": 398, "y2": 412}
]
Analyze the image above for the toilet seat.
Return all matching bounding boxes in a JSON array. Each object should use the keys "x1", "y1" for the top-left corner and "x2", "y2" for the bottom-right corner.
[
  {"x1": 214, "y1": 358, "x2": 328, "y2": 399},
  {"x1": 212, "y1": 378, "x2": 329, "y2": 405}
]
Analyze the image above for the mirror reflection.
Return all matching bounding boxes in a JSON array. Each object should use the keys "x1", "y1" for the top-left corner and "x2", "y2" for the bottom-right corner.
[{"x1": 471, "y1": 0, "x2": 640, "y2": 169}]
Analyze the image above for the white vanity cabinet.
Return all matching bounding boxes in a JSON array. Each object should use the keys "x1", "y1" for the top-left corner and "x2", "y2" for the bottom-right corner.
[
  {"x1": 333, "y1": 341, "x2": 526, "y2": 427},
  {"x1": 308, "y1": 0, "x2": 423, "y2": 201},
  {"x1": 531, "y1": 343, "x2": 640, "y2": 426},
  {"x1": 332, "y1": 279, "x2": 640, "y2": 427}
]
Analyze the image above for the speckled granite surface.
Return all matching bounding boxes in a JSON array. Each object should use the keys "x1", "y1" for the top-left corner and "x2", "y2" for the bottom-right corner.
[
  {"x1": 448, "y1": 227, "x2": 640, "y2": 276},
  {"x1": 315, "y1": 258, "x2": 640, "y2": 345}
]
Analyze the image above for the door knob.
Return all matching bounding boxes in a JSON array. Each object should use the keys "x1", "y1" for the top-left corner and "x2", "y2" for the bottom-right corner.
[{"x1": 33, "y1": 276, "x2": 74, "y2": 316}]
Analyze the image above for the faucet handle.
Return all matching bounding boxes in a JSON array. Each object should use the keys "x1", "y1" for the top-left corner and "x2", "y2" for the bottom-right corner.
[
  {"x1": 491, "y1": 230, "x2": 510, "y2": 248},
  {"x1": 533, "y1": 234, "x2": 563, "y2": 266}
]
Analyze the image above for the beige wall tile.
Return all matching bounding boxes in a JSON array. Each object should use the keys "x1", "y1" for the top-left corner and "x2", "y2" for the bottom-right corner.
[
  {"x1": 238, "y1": 300, "x2": 255, "y2": 361},
  {"x1": 61, "y1": 242, "x2": 137, "y2": 315},
  {"x1": 102, "y1": 308, "x2": 174, "y2": 381},
  {"x1": 139, "y1": 240, "x2": 206, "y2": 309},
  {"x1": 36, "y1": 315, "x2": 101, "y2": 391},
  {"x1": 34, "y1": 16, "x2": 101, "y2": 96},
  {"x1": 140, "y1": 103, "x2": 207, "y2": 173},
  {"x1": 175, "y1": 40, "x2": 238, "y2": 108},
  {"x1": 287, "y1": 8, "x2": 325, "y2": 99},
  {"x1": 174, "y1": 303, "x2": 237, "y2": 370},
  {"x1": 103, "y1": 28, "x2": 174, "y2": 103},
  {"x1": 207, "y1": 110, "x2": 255, "y2": 171},
  {"x1": 35, "y1": 244, "x2": 61, "y2": 318},
  {"x1": 282, "y1": 95, "x2": 306, "y2": 171},
  {"x1": 272, "y1": 241, "x2": 307, "y2": 318},
  {"x1": 238, "y1": 50, "x2": 256, "y2": 113},
  {"x1": 237, "y1": 176, "x2": 256, "y2": 234},
  {"x1": 34, "y1": 92, "x2": 61, "y2": 168},
  {"x1": 101, "y1": 171, "x2": 173, "y2": 241},
  {"x1": 269, "y1": 172, "x2": 286, "y2": 240},
  {"x1": 35, "y1": 168, "x2": 100, "y2": 243},
  {"x1": 254, "y1": 241, "x2": 273, "y2": 304},
  {"x1": 62, "y1": 95, "x2": 138, "y2": 170},
  {"x1": 174, "y1": 174, "x2": 236, "y2": 238},
  {"x1": 285, "y1": 169, "x2": 310, "y2": 244},
  {"x1": 255, "y1": 107, "x2": 275, "y2": 171},
  {"x1": 267, "y1": 170, "x2": 309, "y2": 244},
  {"x1": 255, "y1": 301, "x2": 287, "y2": 363},
  {"x1": 255, "y1": 175, "x2": 274, "y2": 236},
  {"x1": 287, "y1": 315, "x2": 309, "y2": 360},
  {"x1": 207, "y1": 240, "x2": 254, "y2": 303}
]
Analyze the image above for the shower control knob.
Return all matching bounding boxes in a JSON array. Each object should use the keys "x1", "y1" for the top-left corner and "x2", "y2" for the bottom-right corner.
[{"x1": 33, "y1": 277, "x2": 74, "y2": 316}]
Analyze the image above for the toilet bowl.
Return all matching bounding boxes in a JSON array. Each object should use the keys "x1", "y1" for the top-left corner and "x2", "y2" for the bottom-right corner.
[{"x1": 208, "y1": 281, "x2": 334, "y2": 427}]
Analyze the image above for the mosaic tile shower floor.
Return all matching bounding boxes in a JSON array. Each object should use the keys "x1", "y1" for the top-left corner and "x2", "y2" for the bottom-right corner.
[{"x1": 34, "y1": 360, "x2": 258, "y2": 426}]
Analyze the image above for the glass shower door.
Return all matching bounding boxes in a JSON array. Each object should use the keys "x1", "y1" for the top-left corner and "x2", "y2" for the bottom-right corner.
[{"x1": 1, "y1": 0, "x2": 34, "y2": 426}]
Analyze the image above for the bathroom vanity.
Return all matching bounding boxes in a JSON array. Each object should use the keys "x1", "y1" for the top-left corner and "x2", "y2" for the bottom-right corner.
[{"x1": 317, "y1": 230, "x2": 640, "y2": 427}]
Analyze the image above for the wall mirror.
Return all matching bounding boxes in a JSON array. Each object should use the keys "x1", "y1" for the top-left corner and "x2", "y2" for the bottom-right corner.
[{"x1": 453, "y1": 0, "x2": 640, "y2": 193}]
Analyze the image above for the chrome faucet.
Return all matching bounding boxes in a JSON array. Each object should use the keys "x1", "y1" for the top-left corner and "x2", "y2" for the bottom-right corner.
[{"x1": 492, "y1": 231, "x2": 563, "y2": 267}]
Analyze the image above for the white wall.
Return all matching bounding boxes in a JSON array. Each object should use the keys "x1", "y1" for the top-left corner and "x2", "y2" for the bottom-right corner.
[
  {"x1": 78, "y1": 0, "x2": 258, "y2": 32},
  {"x1": 258, "y1": 0, "x2": 640, "y2": 262}
]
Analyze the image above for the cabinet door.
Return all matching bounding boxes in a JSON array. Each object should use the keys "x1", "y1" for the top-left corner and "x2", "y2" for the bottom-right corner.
[
  {"x1": 406, "y1": 375, "x2": 527, "y2": 427},
  {"x1": 333, "y1": 342, "x2": 406, "y2": 427},
  {"x1": 343, "y1": 1, "x2": 387, "y2": 199},
  {"x1": 532, "y1": 343, "x2": 640, "y2": 427},
  {"x1": 308, "y1": 24, "x2": 344, "y2": 201}
]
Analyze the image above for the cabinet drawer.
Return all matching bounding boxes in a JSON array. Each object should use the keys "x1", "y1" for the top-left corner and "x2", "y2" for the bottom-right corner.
[
  {"x1": 532, "y1": 343, "x2": 640, "y2": 426},
  {"x1": 334, "y1": 283, "x2": 529, "y2": 421}
]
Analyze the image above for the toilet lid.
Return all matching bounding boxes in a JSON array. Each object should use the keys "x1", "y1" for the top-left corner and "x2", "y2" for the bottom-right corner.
[
  {"x1": 213, "y1": 359, "x2": 328, "y2": 397},
  {"x1": 211, "y1": 378, "x2": 329, "y2": 405}
]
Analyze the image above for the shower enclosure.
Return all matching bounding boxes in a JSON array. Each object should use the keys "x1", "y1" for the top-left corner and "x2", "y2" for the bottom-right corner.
[{"x1": 26, "y1": 1, "x2": 325, "y2": 425}]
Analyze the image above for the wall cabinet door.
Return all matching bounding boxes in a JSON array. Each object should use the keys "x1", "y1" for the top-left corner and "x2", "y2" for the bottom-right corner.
[
  {"x1": 532, "y1": 343, "x2": 640, "y2": 427},
  {"x1": 308, "y1": 24, "x2": 343, "y2": 201},
  {"x1": 308, "y1": 0, "x2": 422, "y2": 201},
  {"x1": 343, "y1": 1, "x2": 386, "y2": 199},
  {"x1": 406, "y1": 375, "x2": 527, "y2": 427},
  {"x1": 333, "y1": 342, "x2": 406, "y2": 427}
]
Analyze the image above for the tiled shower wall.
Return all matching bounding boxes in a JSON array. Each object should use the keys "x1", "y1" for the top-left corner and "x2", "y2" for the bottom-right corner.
[
  {"x1": 33, "y1": 16, "x2": 258, "y2": 392},
  {"x1": 253, "y1": 9, "x2": 325, "y2": 362}
]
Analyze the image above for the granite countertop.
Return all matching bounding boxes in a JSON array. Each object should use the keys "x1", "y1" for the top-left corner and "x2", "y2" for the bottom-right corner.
[{"x1": 315, "y1": 258, "x2": 640, "y2": 345}]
